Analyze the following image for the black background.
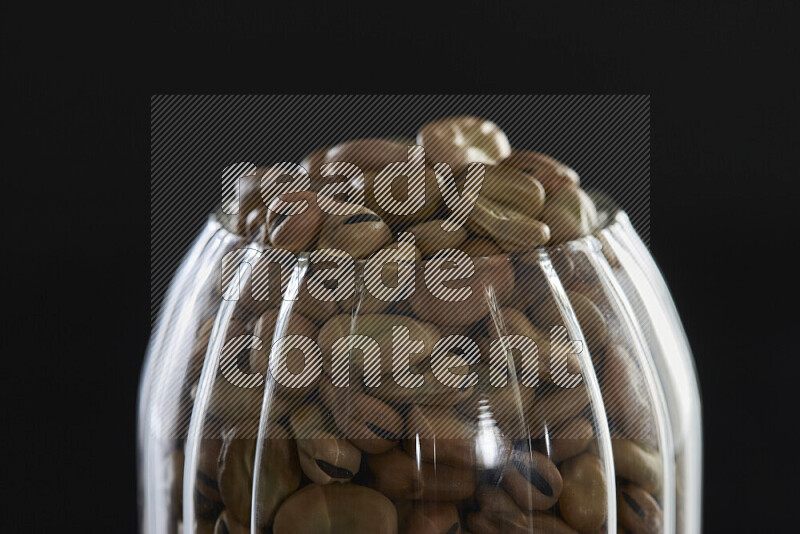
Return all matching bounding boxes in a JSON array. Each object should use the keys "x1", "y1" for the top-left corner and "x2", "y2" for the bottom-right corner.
[{"x1": 3, "y1": 1, "x2": 797, "y2": 533}]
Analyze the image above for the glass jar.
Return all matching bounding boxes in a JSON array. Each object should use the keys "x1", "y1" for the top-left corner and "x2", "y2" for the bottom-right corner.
[{"x1": 138, "y1": 210, "x2": 701, "y2": 534}]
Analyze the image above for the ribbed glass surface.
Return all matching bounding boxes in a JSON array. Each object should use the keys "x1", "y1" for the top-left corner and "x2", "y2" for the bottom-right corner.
[{"x1": 139, "y1": 212, "x2": 700, "y2": 534}]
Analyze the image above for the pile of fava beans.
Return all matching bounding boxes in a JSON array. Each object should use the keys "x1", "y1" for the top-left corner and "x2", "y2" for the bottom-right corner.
[
  {"x1": 223, "y1": 115, "x2": 601, "y2": 256},
  {"x1": 171, "y1": 117, "x2": 663, "y2": 534}
]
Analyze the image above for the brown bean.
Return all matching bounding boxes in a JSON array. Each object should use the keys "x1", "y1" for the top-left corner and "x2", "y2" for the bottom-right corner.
[
  {"x1": 501, "y1": 150, "x2": 580, "y2": 194},
  {"x1": 417, "y1": 116, "x2": 511, "y2": 176},
  {"x1": 486, "y1": 307, "x2": 582, "y2": 386},
  {"x1": 467, "y1": 507, "x2": 576, "y2": 534},
  {"x1": 529, "y1": 385, "x2": 591, "y2": 435},
  {"x1": 319, "y1": 379, "x2": 404, "y2": 454},
  {"x1": 594, "y1": 231, "x2": 622, "y2": 269},
  {"x1": 254, "y1": 309, "x2": 319, "y2": 353},
  {"x1": 289, "y1": 403, "x2": 361, "y2": 484},
  {"x1": 367, "y1": 350, "x2": 476, "y2": 407},
  {"x1": 461, "y1": 377, "x2": 586, "y2": 442},
  {"x1": 487, "y1": 306, "x2": 547, "y2": 343},
  {"x1": 465, "y1": 512, "x2": 511, "y2": 534},
  {"x1": 478, "y1": 165, "x2": 546, "y2": 220},
  {"x1": 317, "y1": 202, "x2": 392, "y2": 259},
  {"x1": 335, "y1": 244, "x2": 422, "y2": 315},
  {"x1": 317, "y1": 313, "x2": 440, "y2": 379},
  {"x1": 190, "y1": 318, "x2": 246, "y2": 388},
  {"x1": 253, "y1": 439, "x2": 302, "y2": 528},
  {"x1": 218, "y1": 438, "x2": 301, "y2": 527},
  {"x1": 474, "y1": 485, "x2": 528, "y2": 526},
  {"x1": 502, "y1": 254, "x2": 550, "y2": 312},
  {"x1": 408, "y1": 219, "x2": 468, "y2": 258},
  {"x1": 546, "y1": 416, "x2": 594, "y2": 463},
  {"x1": 601, "y1": 344, "x2": 656, "y2": 442},
  {"x1": 618, "y1": 483, "x2": 663, "y2": 534},
  {"x1": 217, "y1": 438, "x2": 256, "y2": 525},
  {"x1": 531, "y1": 289, "x2": 608, "y2": 353},
  {"x1": 206, "y1": 310, "x2": 317, "y2": 420},
  {"x1": 461, "y1": 380, "x2": 536, "y2": 440},
  {"x1": 301, "y1": 146, "x2": 348, "y2": 194},
  {"x1": 402, "y1": 502, "x2": 461, "y2": 534},
  {"x1": 411, "y1": 254, "x2": 515, "y2": 326},
  {"x1": 368, "y1": 448, "x2": 477, "y2": 501},
  {"x1": 273, "y1": 483, "x2": 398, "y2": 534},
  {"x1": 221, "y1": 246, "x2": 336, "y2": 320},
  {"x1": 266, "y1": 191, "x2": 323, "y2": 253},
  {"x1": 501, "y1": 449, "x2": 563, "y2": 511},
  {"x1": 612, "y1": 439, "x2": 663, "y2": 496},
  {"x1": 403, "y1": 405, "x2": 476, "y2": 468},
  {"x1": 467, "y1": 197, "x2": 551, "y2": 253},
  {"x1": 558, "y1": 453, "x2": 607, "y2": 532},
  {"x1": 356, "y1": 166, "x2": 444, "y2": 225},
  {"x1": 540, "y1": 187, "x2": 599, "y2": 244},
  {"x1": 290, "y1": 287, "x2": 341, "y2": 324},
  {"x1": 250, "y1": 308, "x2": 320, "y2": 397}
]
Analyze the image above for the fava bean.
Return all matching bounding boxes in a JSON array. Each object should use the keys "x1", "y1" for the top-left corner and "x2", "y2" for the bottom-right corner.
[
  {"x1": 487, "y1": 307, "x2": 582, "y2": 385},
  {"x1": 558, "y1": 453, "x2": 607, "y2": 532},
  {"x1": 602, "y1": 344, "x2": 656, "y2": 442},
  {"x1": 478, "y1": 165, "x2": 546, "y2": 220},
  {"x1": 408, "y1": 219, "x2": 468, "y2": 258},
  {"x1": 366, "y1": 352, "x2": 476, "y2": 407},
  {"x1": 545, "y1": 416, "x2": 594, "y2": 463},
  {"x1": 612, "y1": 439, "x2": 663, "y2": 496},
  {"x1": 618, "y1": 483, "x2": 663, "y2": 534},
  {"x1": 527, "y1": 514, "x2": 580, "y2": 534},
  {"x1": 475, "y1": 486, "x2": 526, "y2": 523},
  {"x1": 289, "y1": 403, "x2": 361, "y2": 484},
  {"x1": 417, "y1": 116, "x2": 511, "y2": 176},
  {"x1": 501, "y1": 150, "x2": 580, "y2": 194},
  {"x1": 252, "y1": 439, "x2": 302, "y2": 528},
  {"x1": 501, "y1": 449, "x2": 563, "y2": 511},
  {"x1": 218, "y1": 438, "x2": 301, "y2": 527},
  {"x1": 273, "y1": 483, "x2": 398, "y2": 534},
  {"x1": 317, "y1": 313, "x2": 440, "y2": 379},
  {"x1": 403, "y1": 405, "x2": 477, "y2": 468},
  {"x1": 411, "y1": 254, "x2": 515, "y2": 326},
  {"x1": 540, "y1": 187, "x2": 599, "y2": 244},
  {"x1": 319, "y1": 379, "x2": 404, "y2": 454},
  {"x1": 356, "y1": 167, "x2": 444, "y2": 225},
  {"x1": 335, "y1": 245, "x2": 422, "y2": 315},
  {"x1": 195, "y1": 519, "x2": 216, "y2": 534},
  {"x1": 266, "y1": 191, "x2": 323, "y2": 253},
  {"x1": 368, "y1": 448, "x2": 477, "y2": 501},
  {"x1": 529, "y1": 385, "x2": 592, "y2": 435},
  {"x1": 467, "y1": 197, "x2": 551, "y2": 253},
  {"x1": 250, "y1": 308, "x2": 320, "y2": 397},
  {"x1": 531, "y1": 289, "x2": 609, "y2": 353},
  {"x1": 317, "y1": 202, "x2": 392, "y2": 259}
]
